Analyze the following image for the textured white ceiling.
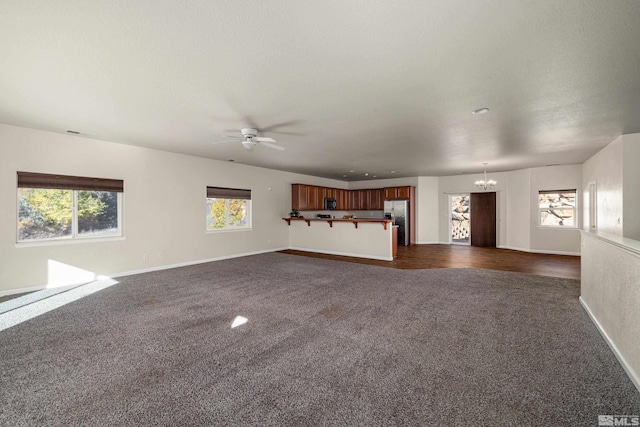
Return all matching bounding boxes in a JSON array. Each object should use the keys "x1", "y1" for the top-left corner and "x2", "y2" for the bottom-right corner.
[{"x1": 1, "y1": 0, "x2": 639, "y2": 180}]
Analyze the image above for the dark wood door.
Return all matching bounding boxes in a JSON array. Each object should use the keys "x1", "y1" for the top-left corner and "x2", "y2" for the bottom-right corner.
[{"x1": 470, "y1": 192, "x2": 496, "y2": 247}]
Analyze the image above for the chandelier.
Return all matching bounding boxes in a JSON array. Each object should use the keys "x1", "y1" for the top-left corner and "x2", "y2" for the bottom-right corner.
[{"x1": 475, "y1": 163, "x2": 497, "y2": 190}]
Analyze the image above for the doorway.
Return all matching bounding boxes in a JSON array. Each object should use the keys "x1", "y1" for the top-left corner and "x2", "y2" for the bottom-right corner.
[{"x1": 449, "y1": 194, "x2": 470, "y2": 245}]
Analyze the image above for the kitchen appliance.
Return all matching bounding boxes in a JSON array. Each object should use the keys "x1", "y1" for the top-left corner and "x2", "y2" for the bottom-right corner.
[
  {"x1": 323, "y1": 198, "x2": 337, "y2": 210},
  {"x1": 384, "y1": 200, "x2": 410, "y2": 246}
]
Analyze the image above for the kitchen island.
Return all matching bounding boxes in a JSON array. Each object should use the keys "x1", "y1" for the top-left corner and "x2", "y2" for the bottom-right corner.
[{"x1": 283, "y1": 217, "x2": 396, "y2": 261}]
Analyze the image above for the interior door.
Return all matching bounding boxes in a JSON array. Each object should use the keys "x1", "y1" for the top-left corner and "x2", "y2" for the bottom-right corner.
[{"x1": 470, "y1": 192, "x2": 496, "y2": 247}]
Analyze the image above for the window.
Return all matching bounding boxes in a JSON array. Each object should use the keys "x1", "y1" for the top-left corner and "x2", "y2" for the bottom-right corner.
[
  {"x1": 538, "y1": 190, "x2": 576, "y2": 227},
  {"x1": 206, "y1": 186, "x2": 251, "y2": 231},
  {"x1": 17, "y1": 172, "x2": 123, "y2": 242}
]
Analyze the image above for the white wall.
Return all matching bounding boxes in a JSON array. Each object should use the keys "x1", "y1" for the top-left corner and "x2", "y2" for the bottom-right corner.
[
  {"x1": 579, "y1": 133, "x2": 640, "y2": 392},
  {"x1": 622, "y1": 134, "x2": 640, "y2": 241},
  {"x1": 0, "y1": 124, "x2": 343, "y2": 294},
  {"x1": 505, "y1": 168, "x2": 531, "y2": 251},
  {"x1": 580, "y1": 231, "x2": 640, "y2": 392},
  {"x1": 529, "y1": 165, "x2": 582, "y2": 255},
  {"x1": 416, "y1": 176, "x2": 439, "y2": 243},
  {"x1": 582, "y1": 136, "x2": 623, "y2": 236}
]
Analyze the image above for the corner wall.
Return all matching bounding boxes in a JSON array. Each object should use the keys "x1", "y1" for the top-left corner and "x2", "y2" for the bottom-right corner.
[{"x1": 582, "y1": 136, "x2": 623, "y2": 236}]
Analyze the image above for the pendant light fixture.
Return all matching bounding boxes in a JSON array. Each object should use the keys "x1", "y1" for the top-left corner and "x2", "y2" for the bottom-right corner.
[{"x1": 475, "y1": 163, "x2": 497, "y2": 190}]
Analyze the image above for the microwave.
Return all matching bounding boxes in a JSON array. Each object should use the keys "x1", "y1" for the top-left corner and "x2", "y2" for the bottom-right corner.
[{"x1": 323, "y1": 198, "x2": 337, "y2": 210}]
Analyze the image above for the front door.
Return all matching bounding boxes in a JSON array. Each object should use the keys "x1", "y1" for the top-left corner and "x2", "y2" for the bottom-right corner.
[{"x1": 470, "y1": 192, "x2": 496, "y2": 247}]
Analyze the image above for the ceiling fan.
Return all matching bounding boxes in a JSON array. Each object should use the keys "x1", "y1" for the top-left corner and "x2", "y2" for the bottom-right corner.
[{"x1": 212, "y1": 128, "x2": 285, "y2": 152}]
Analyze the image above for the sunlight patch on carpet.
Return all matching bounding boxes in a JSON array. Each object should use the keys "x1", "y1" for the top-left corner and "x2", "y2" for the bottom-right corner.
[
  {"x1": 0, "y1": 278, "x2": 119, "y2": 332},
  {"x1": 231, "y1": 315, "x2": 248, "y2": 328}
]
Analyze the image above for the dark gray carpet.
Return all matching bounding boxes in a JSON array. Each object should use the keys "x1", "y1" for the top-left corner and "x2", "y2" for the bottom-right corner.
[{"x1": 1, "y1": 253, "x2": 638, "y2": 426}]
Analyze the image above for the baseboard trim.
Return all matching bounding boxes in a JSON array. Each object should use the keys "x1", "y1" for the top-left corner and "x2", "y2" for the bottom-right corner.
[
  {"x1": 0, "y1": 284, "x2": 48, "y2": 298},
  {"x1": 112, "y1": 247, "x2": 290, "y2": 279},
  {"x1": 579, "y1": 296, "x2": 640, "y2": 393},
  {"x1": 288, "y1": 246, "x2": 393, "y2": 261},
  {"x1": 0, "y1": 248, "x2": 289, "y2": 296},
  {"x1": 415, "y1": 241, "x2": 442, "y2": 245},
  {"x1": 498, "y1": 245, "x2": 580, "y2": 257}
]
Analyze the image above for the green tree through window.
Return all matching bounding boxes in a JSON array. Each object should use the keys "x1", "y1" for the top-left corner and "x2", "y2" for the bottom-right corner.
[
  {"x1": 17, "y1": 171, "x2": 123, "y2": 242},
  {"x1": 205, "y1": 187, "x2": 251, "y2": 231}
]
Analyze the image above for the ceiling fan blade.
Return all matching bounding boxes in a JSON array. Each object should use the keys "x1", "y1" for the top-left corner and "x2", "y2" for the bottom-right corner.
[
  {"x1": 254, "y1": 137, "x2": 276, "y2": 143},
  {"x1": 259, "y1": 141, "x2": 285, "y2": 151},
  {"x1": 212, "y1": 138, "x2": 240, "y2": 145},
  {"x1": 265, "y1": 130, "x2": 305, "y2": 136},
  {"x1": 222, "y1": 131, "x2": 243, "y2": 138},
  {"x1": 260, "y1": 119, "x2": 302, "y2": 132}
]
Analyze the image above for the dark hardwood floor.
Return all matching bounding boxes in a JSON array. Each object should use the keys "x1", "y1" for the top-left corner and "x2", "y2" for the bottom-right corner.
[{"x1": 280, "y1": 244, "x2": 581, "y2": 280}]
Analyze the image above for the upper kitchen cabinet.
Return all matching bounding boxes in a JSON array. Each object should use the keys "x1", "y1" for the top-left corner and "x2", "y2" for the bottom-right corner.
[
  {"x1": 292, "y1": 184, "x2": 311, "y2": 210},
  {"x1": 336, "y1": 189, "x2": 349, "y2": 210},
  {"x1": 366, "y1": 189, "x2": 384, "y2": 210},
  {"x1": 384, "y1": 186, "x2": 412, "y2": 200},
  {"x1": 292, "y1": 184, "x2": 323, "y2": 210},
  {"x1": 349, "y1": 189, "x2": 365, "y2": 210},
  {"x1": 309, "y1": 185, "x2": 321, "y2": 210}
]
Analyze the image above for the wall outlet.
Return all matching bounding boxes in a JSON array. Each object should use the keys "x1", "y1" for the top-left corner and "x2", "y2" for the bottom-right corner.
[{"x1": 143, "y1": 253, "x2": 148, "y2": 260}]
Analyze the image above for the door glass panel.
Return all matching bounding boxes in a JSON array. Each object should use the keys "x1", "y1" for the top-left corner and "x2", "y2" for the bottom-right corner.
[{"x1": 451, "y1": 195, "x2": 470, "y2": 244}]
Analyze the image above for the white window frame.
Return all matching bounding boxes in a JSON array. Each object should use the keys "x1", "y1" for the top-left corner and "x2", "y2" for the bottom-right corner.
[
  {"x1": 17, "y1": 189, "x2": 123, "y2": 243},
  {"x1": 16, "y1": 172, "x2": 124, "y2": 244},
  {"x1": 206, "y1": 187, "x2": 252, "y2": 232},
  {"x1": 538, "y1": 189, "x2": 578, "y2": 229}
]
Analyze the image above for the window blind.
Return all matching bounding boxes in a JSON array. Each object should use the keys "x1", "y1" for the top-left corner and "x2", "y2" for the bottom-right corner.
[
  {"x1": 207, "y1": 186, "x2": 251, "y2": 200},
  {"x1": 17, "y1": 172, "x2": 124, "y2": 192},
  {"x1": 538, "y1": 189, "x2": 575, "y2": 195}
]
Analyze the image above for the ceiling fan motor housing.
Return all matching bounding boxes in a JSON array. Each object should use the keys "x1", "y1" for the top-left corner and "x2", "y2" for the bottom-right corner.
[
  {"x1": 240, "y1": 128, "x2": 258, "y2": 138},
  {"x1": 241, "y1": 140, "x2": 256, "y2": 151}
]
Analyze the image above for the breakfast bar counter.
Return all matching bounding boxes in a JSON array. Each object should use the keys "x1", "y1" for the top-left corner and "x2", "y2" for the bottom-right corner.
[{"x1": 283, "y1": 217, "x2": 395, "y2": 261}]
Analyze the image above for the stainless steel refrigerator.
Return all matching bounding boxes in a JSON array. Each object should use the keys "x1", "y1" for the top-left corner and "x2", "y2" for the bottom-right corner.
[{"x1": 384, "y1": 200, "x2": 410, "y2": 246}]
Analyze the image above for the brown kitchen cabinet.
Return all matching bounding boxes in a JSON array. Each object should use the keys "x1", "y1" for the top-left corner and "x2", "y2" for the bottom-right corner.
[
  {"x1": 396, "y1": 186, "x2": 411, "y2": 199},
  {"x1": 366, "y1": 189, "x2": 384, "y2": 210},
  {"x1": 336, "y1": 189, "x2": 349, "y2": 210},
  {"x1": 293, "y1": 184, "x2": 399, "y2": 211},
  {"x1": 291, "y1": 184, "x2": 310, "y2": 210},
  {"x1": 309, "y1": 185, "x2": 321, "y2": 210},
  {"x1": 293, "y1": 184, "x2": 349, "y2": 211},
  {"x1": 349, "y1": 190, "x2": 365, "y2": 210},
  {"x1": 384, "y1": 186, "x2": 411, "y2": 200}
]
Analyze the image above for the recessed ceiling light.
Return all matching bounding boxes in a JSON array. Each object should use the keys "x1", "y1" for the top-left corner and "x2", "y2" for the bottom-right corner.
[
  {"x1": 349, "y1": 170, "x2": 355, "y2": 173},
  {"x1": 342, "y1": 174, "x2": 347, "y2": 177},
  {"x1": 364, "y1": 173, "x2": 369, "y2": 176},
  {"x1": 390, "y1": 170, "x2": 396, "y2": 174},
  {"x1": 373, "y1": 175, "x2": 377, "y2": 178},
  {"x1": 472, "y1": 107, "x2": 490, "y2": 115}
]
